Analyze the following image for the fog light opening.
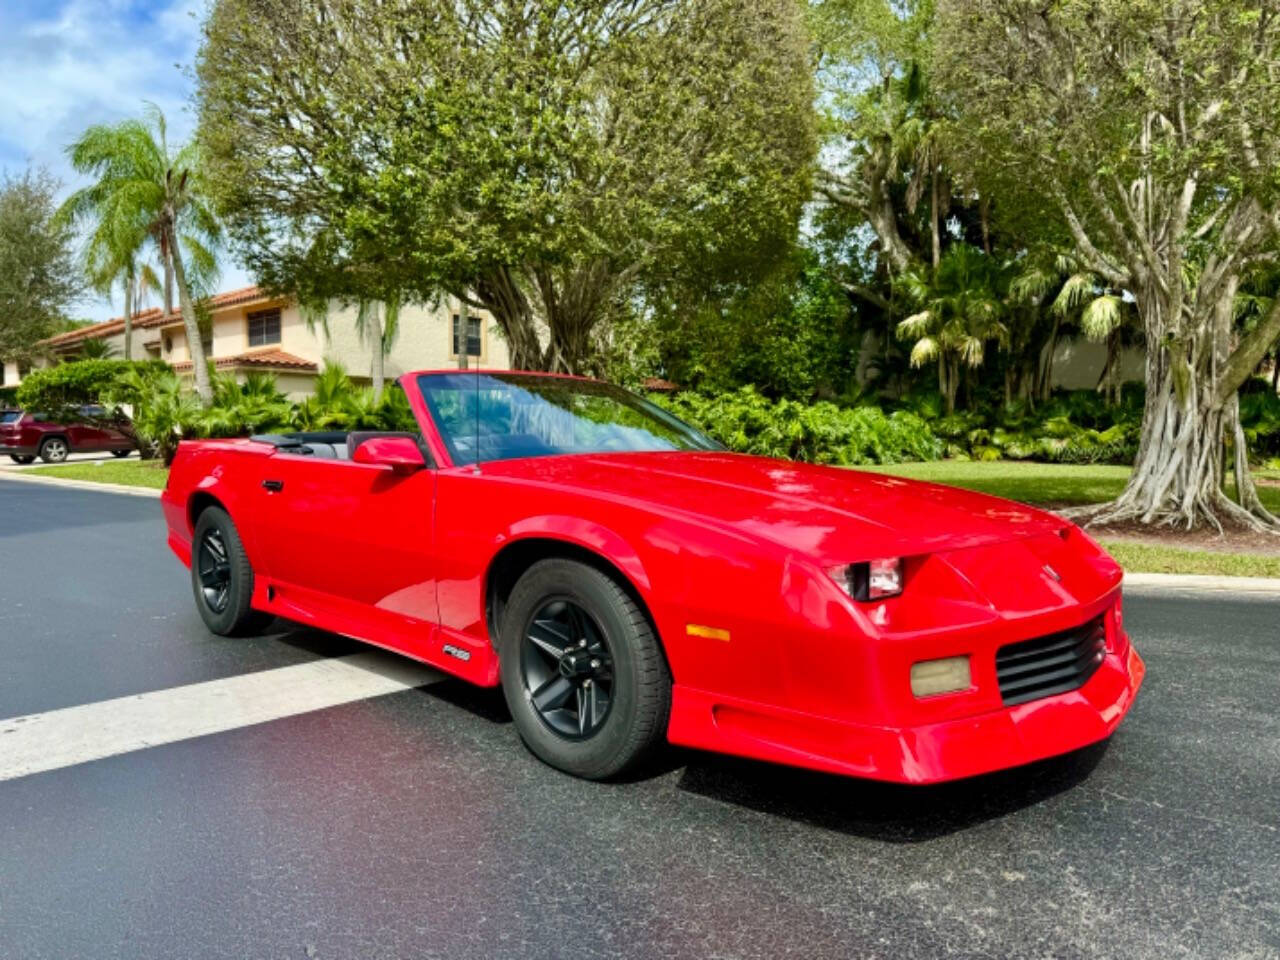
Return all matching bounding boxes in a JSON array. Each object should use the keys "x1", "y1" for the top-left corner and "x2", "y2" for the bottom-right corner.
[{"x1": 910, "y1": 656, "x2": 971, "y2": 698}]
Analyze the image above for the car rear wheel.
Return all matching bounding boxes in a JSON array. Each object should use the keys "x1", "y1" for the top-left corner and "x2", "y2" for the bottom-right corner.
[
  {"x1": 499, "y1": 558, "x2": 671, "y2": 780},
  {"x1": 38, "y1": 436, "x2": 69, "y2": 463},
  {"x1": 111, "y1": 449, "x2": 131, "y2": 458},
  {"x1": 9, "y1": 455, "x2": 35, "y2": 464},
  {"x1": 191, "y1": 506, "x2": 273, "y2": 637}
]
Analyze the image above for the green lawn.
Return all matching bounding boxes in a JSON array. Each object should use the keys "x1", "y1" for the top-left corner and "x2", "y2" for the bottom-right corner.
[
  {"x1": 27, "y1": 459, "x2": 170, "y2": 489},
  {"x1": 865, "y1": 459, "x2": 1280, "y2": 514},
  {"x1": 1100, "y1": 541, "x2": 1280, "y2": 578}
]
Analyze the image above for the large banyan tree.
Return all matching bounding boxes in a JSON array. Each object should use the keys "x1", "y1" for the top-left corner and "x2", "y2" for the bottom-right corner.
[
  {"x1": 196, "y1": 0, "x2": 815, "y2": 375},
  {"x1": 938, "y1": 0, "x2": 1280, "y2": 530}
]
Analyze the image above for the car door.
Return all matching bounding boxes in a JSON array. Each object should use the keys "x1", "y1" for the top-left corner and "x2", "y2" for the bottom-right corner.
[
  {"x1": 71, "y1": 406, "x2": 112, "y2": 451},
  {"x1": 251, "y1": 446, "x2": 439, "y2": 658}
]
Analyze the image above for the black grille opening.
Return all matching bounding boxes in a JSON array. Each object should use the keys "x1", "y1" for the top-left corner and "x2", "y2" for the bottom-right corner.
[{"x1": 995, "y1": 615, "x2": 1107, "y2": 706}]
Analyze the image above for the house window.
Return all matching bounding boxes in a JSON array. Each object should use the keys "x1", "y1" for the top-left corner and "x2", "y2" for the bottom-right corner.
[
  {"x1": 247, "y1": 308, "x2": 282, "y2": 347},
  {"x1": 452, "y1": 313, "x2": 482, "y2": 358}
]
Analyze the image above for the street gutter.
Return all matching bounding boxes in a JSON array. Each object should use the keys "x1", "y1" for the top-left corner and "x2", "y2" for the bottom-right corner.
[{"x1": 0, "y1": 469, "x2": 162, "y2": 499}]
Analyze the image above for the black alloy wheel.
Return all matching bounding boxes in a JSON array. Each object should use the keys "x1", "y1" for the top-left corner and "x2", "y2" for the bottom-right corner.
[
  {"x1": 521, "y1": 598, "x2": 615, "y2": 739},
  {"x1": 499, "y1": 558, "x2": 671, "y2": 780},
  {"x1": 197, "y1": 527, "x2": 233, "y2": 614},
  {"x1": 189, "y1": 506, "x2": 273, "y2": 637}
]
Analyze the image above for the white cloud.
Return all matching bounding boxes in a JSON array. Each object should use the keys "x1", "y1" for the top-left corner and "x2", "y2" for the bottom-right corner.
[{"x1": 0, "y1": 0, "x2": 250, "y2": 322}]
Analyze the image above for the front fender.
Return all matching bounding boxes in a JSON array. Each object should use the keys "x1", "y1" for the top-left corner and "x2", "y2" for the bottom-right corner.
[{"x1": 502, "y1": 514, "x2": 653, "y2": 595}]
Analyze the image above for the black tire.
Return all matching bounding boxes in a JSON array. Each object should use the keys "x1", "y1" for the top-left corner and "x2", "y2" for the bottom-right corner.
[
  {"x1": 499, "y1": 558, "x2": 671, "y2": 780},
  {"x1": 111, "y1": 449, "x2": 131, "y2": 459},
  {"x1": 9, "y1": 455, "x2": 35, "y2": 464},
  {"x1": 191, "y1": 506, "x2": 273, "y2": 636},
  {"x1": 38, "y1": 436, "x2": 69, "y2": 463}
]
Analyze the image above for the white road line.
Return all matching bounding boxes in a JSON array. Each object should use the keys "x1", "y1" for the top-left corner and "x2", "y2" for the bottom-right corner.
[{"x1": 0, "y1": 652, "x2": 443, "y2": 783}]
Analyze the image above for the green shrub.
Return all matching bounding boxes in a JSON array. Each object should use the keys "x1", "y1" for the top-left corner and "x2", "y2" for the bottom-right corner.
[{"x1": 654, "y1": 386, "x2": 942, "y2": 465}]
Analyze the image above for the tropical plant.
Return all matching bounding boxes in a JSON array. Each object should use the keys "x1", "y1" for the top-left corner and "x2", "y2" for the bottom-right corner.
[
  {"x1": 655, "y1": 386, "x2": 942, "y2": 465},
  {"x1": 61, "y1": 104, "x2": 222, "y2": 404},
  {"x1": 77, "y1": 338, "x2": 117, "y2": 360},
  {"x1": 896, "y1": 245, "x2": 1008, "y2": 414},
  {"x1": 84, "y1": 241, "x2": 162, "y2": 361}
]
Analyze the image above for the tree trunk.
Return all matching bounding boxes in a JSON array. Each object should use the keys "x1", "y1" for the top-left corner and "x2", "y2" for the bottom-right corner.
[
  {"x1": 1088, "y1": 289, "x2": 1278, "y2": 531},
  {"x1": 930, "y1": 167, "x2": 941, "y2": 269},
  {"x1": 473, "y1": 267, "x2": 545, "y2": 370},
  {"x1": 1271, "y1": 350, "x2": 1279, "y2": 392},
  {"x1": 123, "y1": 280, "x2": 134, "y2": 362},
  {"x1": 941, "y1": 357, "x2": 958, "y2": 415},
  {"x1": 979, "y1": 194, "x2": 991, "y2": 255},
  {"x1": 169, "y1": 234, "x2": 213, "y2": 405},
  {"x1": 370, "y1": 308, "x2": 385, "y2": 401},
  {"x1": 164, "y1": 256, "x2": 174, "y2": 317},
  {"x1": 456, "y1": 300, "x2": 469, "y2": 371}
]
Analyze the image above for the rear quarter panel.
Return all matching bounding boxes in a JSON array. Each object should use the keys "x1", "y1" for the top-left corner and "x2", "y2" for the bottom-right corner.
[{"x1": 162, "y1": 440, "x2": 271, "y2": 569}]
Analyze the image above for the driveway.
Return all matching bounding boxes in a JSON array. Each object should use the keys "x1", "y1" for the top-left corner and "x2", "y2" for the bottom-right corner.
[{"x1": 0, "y1": 481, "x2": 1276, "y2": 959}]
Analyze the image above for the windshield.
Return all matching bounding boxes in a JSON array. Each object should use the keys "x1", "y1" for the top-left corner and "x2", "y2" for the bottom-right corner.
[
  {"x1": 0, "y1": 411, "x2": 21, "y2": 424},
  {"x1": 418, "y1": 373, "x2": 720, "y2": 466}
]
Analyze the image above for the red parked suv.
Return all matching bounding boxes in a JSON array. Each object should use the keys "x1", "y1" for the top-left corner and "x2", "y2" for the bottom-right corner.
[{"x1": 1, "y1": 408, "x2": 135, "y2": 464}]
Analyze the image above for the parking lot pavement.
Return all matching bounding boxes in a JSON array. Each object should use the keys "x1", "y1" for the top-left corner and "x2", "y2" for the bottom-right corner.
[{"x1": 1, "y1": 481, "x2": 1277, "y2": 959}]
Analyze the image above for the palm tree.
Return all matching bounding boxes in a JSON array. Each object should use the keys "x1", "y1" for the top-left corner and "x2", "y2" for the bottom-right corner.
[
  {"x1": 78, "y1": 338, "x2": 117, "y2": 359},
  {"x1": 84, "y1": 231, "x2": 161, "y2": 361},
  {"x1": 61, "y1": 104, "x2": 221, "y2": 403},
  {"x1": 303, "y1": 298, "x2": 401, "y2": 401},
  {"x1": 897, "y1": 244, "x2": 1007, "y2": 414}
]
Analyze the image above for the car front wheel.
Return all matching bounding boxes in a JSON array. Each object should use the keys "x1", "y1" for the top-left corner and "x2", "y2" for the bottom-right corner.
[
  {"x1": 499, "y1": 558, "x2": 671, "y2": 780},
  {"x1": 9, "y1": 455, "x2": 35, "y2": 464},
  {"x1": 111, "y1": 449, "x2": 131, "y2": 458},
  {"x1": 191, "y1": 506, "x2": 272, "y2": 636},
  {"x1": 38, "y1": 436, "x2": 69, "y2": 463}
]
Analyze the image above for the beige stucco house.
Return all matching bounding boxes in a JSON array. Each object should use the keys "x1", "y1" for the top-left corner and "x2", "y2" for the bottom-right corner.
[{"x1": 23, "y1": 286, "x2": 508, "y2": 398}]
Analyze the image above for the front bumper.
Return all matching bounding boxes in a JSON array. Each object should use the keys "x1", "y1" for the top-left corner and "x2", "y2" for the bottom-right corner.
[{"x1": 667, "y1": 641, "x2": 1144, "y2": 784}]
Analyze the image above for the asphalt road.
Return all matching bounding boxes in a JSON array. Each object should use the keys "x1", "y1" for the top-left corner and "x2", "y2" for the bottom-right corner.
[{"x1": 0, "y1": 479, "x2": 1277, "y2": 960}]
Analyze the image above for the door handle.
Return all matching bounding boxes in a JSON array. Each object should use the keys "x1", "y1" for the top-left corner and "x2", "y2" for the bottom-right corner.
[{"x1": 262, "y1": 479, "x2": 284, "y2": 492}]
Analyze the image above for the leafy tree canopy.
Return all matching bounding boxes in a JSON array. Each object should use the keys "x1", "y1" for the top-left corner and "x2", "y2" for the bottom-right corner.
[
  {"x1": 197, "y1": 0, "x2": 816, "y2": 373},
  {"x1": 935, "y1": 0, "x2": 1280, "y2": 529},
  {"x1": 0, "y1": 168, "x2": 85, "y2": 364}
]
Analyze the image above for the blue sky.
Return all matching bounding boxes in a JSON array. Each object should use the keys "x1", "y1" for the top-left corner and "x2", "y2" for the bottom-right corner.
[{"x1": 0, "y1": 0, "x2": 249, "y2": 322}]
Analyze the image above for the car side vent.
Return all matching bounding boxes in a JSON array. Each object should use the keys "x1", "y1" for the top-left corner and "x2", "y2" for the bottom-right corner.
[{"x1": 995, "y1": 615, "x2": 1107, "y2": 706}]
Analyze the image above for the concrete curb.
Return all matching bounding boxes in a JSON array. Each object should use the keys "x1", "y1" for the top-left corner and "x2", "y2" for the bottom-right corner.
[
  {"x1": 0, "y1": 469, "x2": 162, "y2": 499},
  {"x1": 1123, "y1": 572, "x2": 1280, "y2": 596}
]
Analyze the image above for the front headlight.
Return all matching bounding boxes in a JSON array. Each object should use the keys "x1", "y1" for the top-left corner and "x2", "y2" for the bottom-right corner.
[{"x1": 827, "y1": 557, "x2": 905, "y2": 601}]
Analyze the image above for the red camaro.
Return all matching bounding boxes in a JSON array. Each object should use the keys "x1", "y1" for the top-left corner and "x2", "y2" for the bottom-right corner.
[{"x1": 162, "y1": 371, "x2": 1144, "y2": 783}]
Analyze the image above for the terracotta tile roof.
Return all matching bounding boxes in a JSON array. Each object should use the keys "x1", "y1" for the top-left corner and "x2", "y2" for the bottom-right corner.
[
  {"x1": 642, "y1": 377, "x2": 681, "y2": 392},
  {"x1": 170, "y1": 349, "x2": 318, "y2": 373},
  {"x1": 138, "y1": 286, "x2": 273, "y2": 330},
  {"x1": 36, "y1": 286, "x2": 273, "y2": 347}
]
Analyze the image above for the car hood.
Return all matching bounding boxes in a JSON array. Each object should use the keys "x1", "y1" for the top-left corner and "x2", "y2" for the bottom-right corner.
[{"x1": 478, "y1": 451, "x2": 1065, "y2": 563}]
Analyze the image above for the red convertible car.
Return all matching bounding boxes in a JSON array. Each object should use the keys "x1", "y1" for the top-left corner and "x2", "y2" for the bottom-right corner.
[{"x1": 162, "y1": 371, "x2": 1144, "y2": 783}]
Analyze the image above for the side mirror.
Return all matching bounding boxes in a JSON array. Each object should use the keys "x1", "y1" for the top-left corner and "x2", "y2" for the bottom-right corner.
[{"x1": 352, "y1": 436, "x2": 426, "y2": 475}]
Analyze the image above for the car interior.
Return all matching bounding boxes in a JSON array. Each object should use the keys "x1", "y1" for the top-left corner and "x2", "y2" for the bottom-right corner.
[{"x1": 249, "y1": 431, "x2": 429, "y2": 463}]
